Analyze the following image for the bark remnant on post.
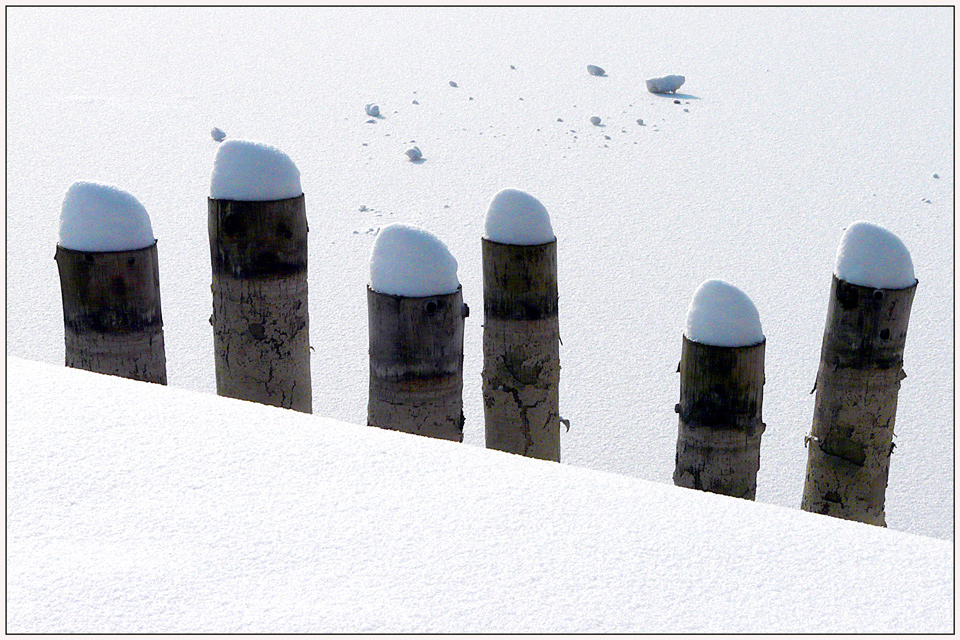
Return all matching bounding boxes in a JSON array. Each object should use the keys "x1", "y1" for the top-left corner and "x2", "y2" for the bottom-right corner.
[
  {"x1": 673, "y1": 336, "x2": 765, "y2": 499},
  {"x1": 208, "y1": 194, "x2": 311, "y2": 413},
  {"x1": 55, "y1": 241, "x2": 167, "y2": 384},
  {"x1": 482, "y1": 238, "x2": 560, "y2": 461},
  {"x1": 801, "y1": 275, "x2": 917, "y2": 525},
  {"x1": 367, "y1": 286, "x2": 466, "y2": 441}
]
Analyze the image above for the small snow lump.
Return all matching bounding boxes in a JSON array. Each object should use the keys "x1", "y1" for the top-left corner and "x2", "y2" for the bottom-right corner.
[
  {"x1": 211, "y1": 127, "x2": 226, "y2": 142},
  {"x1": 590, "y1": 116, "x2": 601, "y2": 126},
  {"x1": 405, "y1": 146, "x2": 423, "y2": 162},
  {"x1": 646, "y1": 74, "x2": 686, "y2": 94},
  {"x1": 587, "y1": 65, "x2": 606, "y2": 76},
  {"x1": 449, "y1": 80, "x2": 458, "y2": 88},
  {"x1": 365, "y1": 104, "x2": 380, "y2": 117}
]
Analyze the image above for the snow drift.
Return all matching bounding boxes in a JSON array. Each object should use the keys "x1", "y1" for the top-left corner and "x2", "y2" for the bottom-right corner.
[{"x1": 7, "y1": 357, "x2": 952, "y2": 633}]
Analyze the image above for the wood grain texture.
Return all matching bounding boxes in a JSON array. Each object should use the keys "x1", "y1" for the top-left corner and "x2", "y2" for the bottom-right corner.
[
  {"x1": 673, "y1": 336, "x2": 765, "y2": 499},
  {"x1": 55, "y1": 242, "x2": 166, "y2": 384},
  {"x1": 801, "y1": 275, "x2": 917, "y2": 525},
  {"x1": 367, "y1": 287, "x2": 466, "y2": 442}
]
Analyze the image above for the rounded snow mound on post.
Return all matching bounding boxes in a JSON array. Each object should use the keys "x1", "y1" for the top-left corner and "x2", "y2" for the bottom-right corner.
[
  {"x1": 58, "y1": 181, "x2": 155, "y2": 252},
  {"x1": 834, "y1": 221, "x2": 916, "y2": 289},
  {"x1": 210, "y1": 139, "x2": 302, "y2": 201},
  {"x1": 370, "y1": 223, "x2": 459, "y2": 297},
  {"x1": 484, "y1": 188, "x2": 556, "y2": 245},
  {"x1": 685, "y1": 279, "x2": 764, "y2": 347}
]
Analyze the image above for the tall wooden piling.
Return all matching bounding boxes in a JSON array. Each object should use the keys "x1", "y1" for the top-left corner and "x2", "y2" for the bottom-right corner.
[
  {"x1": 367, "y1": 286, "x2": 467, "y2": 441},
  {"x1": 801, "y1": 275, "x2": 917, "y2": 525},
  {"x1": 673, "y1": 336, "x2": 766, "y2": 499},
  {"x1": 482, "y1": 238, "x2": 560, "y2": 461},
  {"x1": 208, "y1": 194, "x2": 311, "y2": 412},
  {"x1": 55, "y1": 241, "x2": 167, "y2": 384}
]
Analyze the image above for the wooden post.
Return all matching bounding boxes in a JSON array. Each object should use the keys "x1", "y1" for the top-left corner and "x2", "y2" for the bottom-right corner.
[
  {"x1": 801, "y1": 275, "x2": 917, "y2": 525},
  {"x1": 208, "y1": 194, "x2": 311, "y2": 413},
  {"x1": 482, "y1": 238, "x2": 560, "y2": 461},
  {"x1": 55, "y1": 241, "x2": 167, "y2": 384},
  {"x1": 367, "y1": 286, "x2": 467, "y2": 441},
  {"x1": 673, "y1": 337, "x2": 765, "y2": 499}
]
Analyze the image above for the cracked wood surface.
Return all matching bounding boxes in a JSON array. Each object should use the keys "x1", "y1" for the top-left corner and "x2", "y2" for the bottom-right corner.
[
  {"x1": 210, "y1": 273, "x2": 311, "y2": 412},
  {"x1": 673, "y1": 337, "x2": 765, "y2": 499},
  {"x1": 55, "y1": 242, "x2": 167, "y2": 384},
  {"x1": 209, "y1": 196, "x2": 311, "y2": 413},
  {"x1": 801, "y1": 275, "x2": 917, "y2": 525},
  {"x1": 482, "y1": 238, "x2": 560, "y2": 461}
]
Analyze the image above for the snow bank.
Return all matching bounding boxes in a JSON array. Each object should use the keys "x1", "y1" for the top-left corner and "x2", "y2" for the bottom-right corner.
[
  {"x1": 209, "y1": 139, "x2": 302, "y2": 201},
  {"x1": 484, "y1": 189, "x2": 556, "y2": 245},
  {"x1": 685, "y1": 279, "x2": 764, "y2": 347},
  {"x1": 58, "y1": 181, "x2": 155, "y2": 252},
  {"x1": 369, "y1": 223, "x2": 459, "y2": 297},
  {"x1": 6, "y1": 357, "x2": 953, "y2": 633},
  {"x1": 646, "y1": 74, "x2": 685, "y2": 94},
  {"x1": 834, "y1": 221, "x2": 916, "y2": 289}
]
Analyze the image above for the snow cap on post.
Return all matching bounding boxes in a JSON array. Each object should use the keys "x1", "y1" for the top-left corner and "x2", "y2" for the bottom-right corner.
[
  {"x1": 834, "y1": 221, "x2": 915, "y2": 289},
  {"x1": 370, "y1": 223, "x2": 460, "y2": 297},
  {"x1": 210, "y1": 139, "x2": 302, "y2": 201},
  {"x1": 685, "y1": 279, "x2": 764, "y2": 347},
  {"x1": 58, "y1": 181, "x2": 155, "y2": 252},
  {"x1": 484, "y1": 188, "x2": 556, "y2": 245}
]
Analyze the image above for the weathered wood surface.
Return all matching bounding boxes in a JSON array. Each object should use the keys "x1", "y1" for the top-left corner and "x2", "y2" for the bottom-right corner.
[
  {"x1": 673, "y1": 336, "x2": 765, "y2": 499},
  {"x1": 55, "y1": 241, "x2": 167, "y2": 384},
  {"x1": 482, "y1": 238, "x2": 560, "y2": 461},
  {"x1": 801, "y1": 275, "x2": 917, "y2": 525},
  {"x1": 367, "y1": 287, "x2": 466, "y2": 441},
  {"x1": 208, "y1": 195, "x2": 312, "y2": 413}
]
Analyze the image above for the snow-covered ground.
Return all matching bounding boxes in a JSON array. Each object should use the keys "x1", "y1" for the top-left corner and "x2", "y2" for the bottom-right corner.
[
  {"x1": 6, "y1": 6, "x2": 953, "y2": 543},
  {"x1": 7, "y1": 357, "x2": 953, "y2": 633}
]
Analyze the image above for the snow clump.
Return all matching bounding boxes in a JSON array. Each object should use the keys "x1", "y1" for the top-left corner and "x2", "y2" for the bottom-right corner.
[
  {"x1": 365, "y1": 104, "x2": 380, "y2": 117},
  {"x1": 211, "y1": 127, "x2": 226, "y2": 142},
  {"x1": 834, "y1": 221, "x2": 915, "y2": 289},
  {"x1": 684, "y1": 279, "x2": 764, "y2": 347},
  {"x1": 210, "y1": 139, "x2": 302, "y2": 201},
  {"x1": 369, "y1": 223, "x2": 459, "y2": 297},
  {"x1": 58, "y1": 181, "x2": 155, "y2": 252},
  {"x1": 484, "y1": 188, "x2": 555, "y2": 245},
  {"x1": 405, "y1": 146, "x2": 423, "y2": 162},
  {"x1": 587, "y1": 65, "x2": 606, "y2": 76},
  {"x1": 646, "y1": 75, "x2": 685, "y2": 94},
  {"x1": 590, "y1": 116, "x2": 601, "y2": 125}
]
